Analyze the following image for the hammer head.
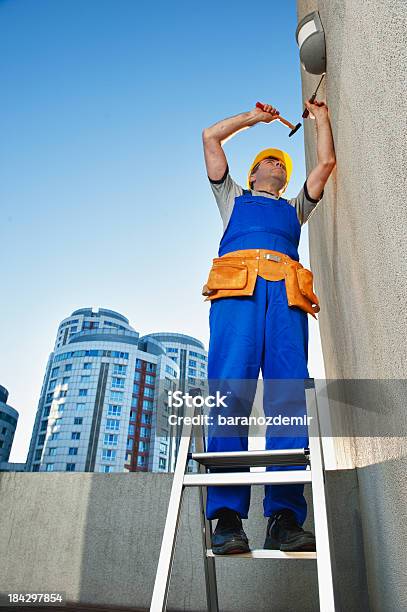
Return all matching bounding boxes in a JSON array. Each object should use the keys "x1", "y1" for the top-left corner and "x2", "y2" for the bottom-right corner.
[{"x1": 289, "y1": 122, "x2": 302, "y2": 137}]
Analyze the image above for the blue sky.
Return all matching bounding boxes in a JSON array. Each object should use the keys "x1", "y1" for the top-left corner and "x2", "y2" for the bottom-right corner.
[{"x1": 0, "y1": 0, "x2": 325, "y2": 462}]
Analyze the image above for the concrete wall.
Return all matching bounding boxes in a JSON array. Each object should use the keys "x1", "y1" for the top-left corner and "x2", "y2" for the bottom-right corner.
[
  {"x1": 1, "y1": 472, "x2": 367, "y2": 611},
  {"x1": 297, "y1": 2, "x2": 407, "y2": 610}
]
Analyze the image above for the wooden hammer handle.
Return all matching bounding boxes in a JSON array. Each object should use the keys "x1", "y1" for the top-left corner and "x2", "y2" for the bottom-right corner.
[{"x1": 255, "y1": 102, "x2": 296, "y2": 130}]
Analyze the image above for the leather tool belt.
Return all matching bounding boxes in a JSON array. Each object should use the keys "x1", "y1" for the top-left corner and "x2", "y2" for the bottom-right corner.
[{"x1": 202, "y1": 248, "x2": 320, "y2": 319}]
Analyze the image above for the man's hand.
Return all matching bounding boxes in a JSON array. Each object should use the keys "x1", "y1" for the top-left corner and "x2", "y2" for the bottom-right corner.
[
  {"x1": 304, "y1": 99, "x2": 330, "y2": 122},
  {"x1": 253, "y1": 103, "x2": 280, "y2": 124}
]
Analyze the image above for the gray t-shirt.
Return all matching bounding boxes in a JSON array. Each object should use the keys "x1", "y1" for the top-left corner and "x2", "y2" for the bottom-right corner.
[{"x1": 209, "y1": 165, "x2": 324, "y2": 230}]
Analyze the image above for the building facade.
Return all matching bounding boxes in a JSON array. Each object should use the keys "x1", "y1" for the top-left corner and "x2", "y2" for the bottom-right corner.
[
  {"x1": 26, "y1": 308, "x2": 181, "y2": 474},
  {"x1": 0, "y1": 385, "x2": 19, "y2": 466},
  {"x1": 140, "y1": 333, "x2": 208, "y2": 471}
]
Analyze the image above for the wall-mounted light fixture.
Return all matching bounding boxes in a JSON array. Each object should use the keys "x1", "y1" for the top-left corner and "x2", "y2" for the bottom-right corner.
[{"x1": 295, "y1": 11, "x2": 326, "y2": 75}]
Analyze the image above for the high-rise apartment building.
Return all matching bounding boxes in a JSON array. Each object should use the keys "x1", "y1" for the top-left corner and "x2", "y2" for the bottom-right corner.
[
  {"x1": 0, "y1": 385, "x2": 20, "y2": 469},
  {"x1": 26, "y1": 308, "x2": 188, "y2": 474}
]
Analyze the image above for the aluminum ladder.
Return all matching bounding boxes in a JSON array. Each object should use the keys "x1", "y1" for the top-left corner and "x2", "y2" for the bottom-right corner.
[{"x1": 150, "y1": 379, "x2": 335, "y2": 611}]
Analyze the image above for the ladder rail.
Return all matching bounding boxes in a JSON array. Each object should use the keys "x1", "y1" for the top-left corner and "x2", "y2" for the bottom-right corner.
[{"x1": 307, "y1": 386, "x2": 336, "y2": 612}]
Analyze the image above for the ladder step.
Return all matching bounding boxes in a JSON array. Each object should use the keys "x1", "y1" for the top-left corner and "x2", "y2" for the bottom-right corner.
[
  {"x1": 206, "y1": 548, "x2": 316, "y2": 559},
  {"x1": 191, "y1": 449, "x2": 309, "y2": 469},
  {"x1": 183, "y1": 470, "x2": 312, "y2": 486}
]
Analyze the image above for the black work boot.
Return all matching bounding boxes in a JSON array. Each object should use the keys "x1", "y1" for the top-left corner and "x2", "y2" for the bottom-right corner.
[
  {"x1": 211, "y1": 508, "x2": 250, "y2": 555},
  {"x1": 264, "y1": 508, "x2": 316, "y2": 552}
]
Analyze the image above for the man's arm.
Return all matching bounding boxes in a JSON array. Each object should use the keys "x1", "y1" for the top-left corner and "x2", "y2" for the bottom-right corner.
[
  {"x1": 202, "y1": 104, "x2": 280, "y2": 181},
  {"x1": 304, "y1": 99, "x2": 336, "y2": 200}
]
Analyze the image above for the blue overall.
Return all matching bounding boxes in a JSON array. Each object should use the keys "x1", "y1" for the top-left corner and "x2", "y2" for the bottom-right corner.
[{"x1": 206, "y1": 190, "x2": 310, "y2": 525}]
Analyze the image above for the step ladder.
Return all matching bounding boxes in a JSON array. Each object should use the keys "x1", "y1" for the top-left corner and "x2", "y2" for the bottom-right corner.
[{"x1": 150, "y1": 379, "x2": 335, "y2": 611}]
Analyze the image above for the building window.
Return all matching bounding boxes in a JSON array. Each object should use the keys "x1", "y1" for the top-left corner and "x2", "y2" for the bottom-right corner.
[
  {"x1": 83, "y1": 362, "x2": 92, "y2": 370},
  {"x1": 51, "y1": 367, "x2": 59, "y2": 377},
  {"x1": 147, "y1": 363, "x2": 156, "y2": 372},
  {"x1": 71, "y1": 432, "x2": 81, "y2": 440},
  {"x1": 76, "y1": 403, "x2": 86, "y2": 411},
  {"x1": 144, "y1": 387, "x2": 154, "y2": 398},
  {"x1": 113, "y1": 364, "x2": 127, "y2": 375},
  {"x1": 188, "y1": 368, "x2": 197, "y2": 376},
  {"x1": 103, "y1": 433, "x2": 118, "y2": 446},
  {"x1": 73, "y1": 417, "x2": 83, "y2": 425},
  {"x1": 68, "y1": 447, "x2": 78, "y2": 455},
  {"x1": 158, "y1": 457, "x2": 167, "y2": 470},
  {"x1": 107, "y1": 404, "x2": 122, "y2": 417},
  {"x1": 141, "y1": 413, "x2": 152, "y2": 424},
  {"x1": 102, "y1": 449, "x2": 116, "y2": 461},
  {"x1": 142, "y1": 399, "x2": 153, "y2": 410},
  {"x1": 159, "y1": 442, "x2": 168, "y2": 455},
  {"x1": 165, "y1": 365, "x2": 175, "y2": 376},
  {"x1": 140, "y1": 427, "x2": 149, "y2": 438},
  {"x1": 167, "y1": 347, "x2": 178, "y2": 353},
  {"x1": 34, "y1": 449, "x2": 42, "y2": 461},
  {"x1": 80, "y1": 375, "x2": 90, "y2": 382},
  {"x1": 127, "y1": 438, "x2": 134, "y2": 450},
  {"x1": 112, "y1": 377, "x2": 125, "y2": 389},
  {"x1": 48, "y1": 447, "x2": 57, "y2": 456},
  {"x1": 189, "y1": 359, "x2": 197, "y2": 367},
  {"x1": 110, "y1": 390, "x2": 123, "y2": 402},
  {"x1": 82, "y1": 320, "x2": 99, "y2": 330},
  {"x1": 62, "y1": 376, "x2": 70, "y2": 384},
  {"x1": 46, "y1": 464, "x2": 54, "y2": 472},
  {"x1": 137, "y1": 455, "x2": 146, "y2": 467},
  {"x1": 46, "y1": 392, "x2": 54, "y2": 403},
  {"x1": 145, "y1": 374, "x2": 155, "y2": 385},
  {"x1": 106, "y1": 418, "x2": 120, "y2": 431},
  {"x1": 65, "y1": 363, "x2": 72, "y2": 372},
  {"x1": 128, "y1": 424, "x2": 135, "y2": 436},
  {"x1": 43, "y1": 406, "x2": 51, "y2": 418},
  {"x1": 48, "y1": 380, "x2": 57, "y2": 391},
  {"x1": 66, "y1": 463, "x2": 76, "y2": 471},
  {"x1": 135, "y1": 359, "x2": 143, "y2": 369},
  {"x1": 100, "y1": 465, "x2": 112, "y2": 473},
  {"x1": 59, "y1": 390, "x2": 68, "y2": 398},
  {"x1": 79, "y1": 389, "x2": 88, "y2": 397},
  {"x1": 129, "y1": 410, "x2": 136, "y2": 422},
  {"x1": 40, "y1": 420, "x2": 48, "y2": 432},
  {"x1": 134, "y1": 371, "x2": 141, "y2": 382},
  {"x1": 139, "y1": 440, "x2": 150, "y2": 452},
  {"x1": 50, "y1": 432, "x2": 59, "y2": 441},
  {"x1": 133, "y1": 383, "x2": 140, "y2": 394}
]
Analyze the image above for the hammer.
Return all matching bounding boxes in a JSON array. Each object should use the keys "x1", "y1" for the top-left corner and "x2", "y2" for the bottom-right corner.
[{"x1": 256, "y1": 102, "x2": 302, "y2": 137}]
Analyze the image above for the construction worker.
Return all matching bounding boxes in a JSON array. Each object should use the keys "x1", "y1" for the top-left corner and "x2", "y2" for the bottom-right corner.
[{"x1": 202, "y1": 100, "x2": 336, "y2": 554}]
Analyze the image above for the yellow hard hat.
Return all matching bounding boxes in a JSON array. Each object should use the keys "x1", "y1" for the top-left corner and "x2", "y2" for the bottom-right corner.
[{"x1": 247, "y1": 148, "x2": 293, "y2": 194}]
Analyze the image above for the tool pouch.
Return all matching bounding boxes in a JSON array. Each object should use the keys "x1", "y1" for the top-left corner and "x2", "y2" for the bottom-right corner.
[
  {"x1": 284, "y1": 263, "x2": 320, "y2": 319},
  {"x1": 202, "y1": 258, "x2": 257, "y2": 300}
]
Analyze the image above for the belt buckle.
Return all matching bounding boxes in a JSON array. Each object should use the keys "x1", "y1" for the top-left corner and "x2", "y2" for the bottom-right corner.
[{"x1": 264, "y1": 253, "x2": 281, "y2": 262}]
